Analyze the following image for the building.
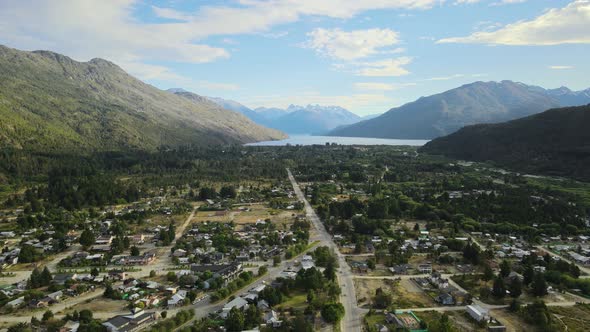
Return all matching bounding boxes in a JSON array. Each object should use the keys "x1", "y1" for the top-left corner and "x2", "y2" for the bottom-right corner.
[
  {"x1": 417, "y1": 264, "x2": 432, "y2": 274},
  {"x1": 102, "y1": 310, "x2": 158, "y2": 332},
  {"x1": 467, "y1": 304, "x2": 489, "y2": 322},
  {"x1": 221, "y1": 297, "x2": 248, "y2": 318},
  {"x1": 387, "y1": 311, "x2": 427, "y2": 332},
  {"x1": 568, "y1": 251, "x2": 590, "y2": 265},
  {"x1": 6, "y1": 296, "x2": 25, "y2": 308},
  {"x1": 263, "y1": 310, "x2": 282, "y2": 327},
  {"x1": 190, "y1": 262, "x2": 242, "y2": 282},
  {"x1": 435, "y1": 293, "x2": 455, "y2": 305},
  {"x1": 167, "y1": 290, "x2": 187, "y2": 308}
]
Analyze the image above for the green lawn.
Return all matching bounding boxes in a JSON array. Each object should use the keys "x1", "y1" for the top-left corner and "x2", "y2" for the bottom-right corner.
[{"x1": 276, "y1": 292, "x2": 308, "y2": 310}]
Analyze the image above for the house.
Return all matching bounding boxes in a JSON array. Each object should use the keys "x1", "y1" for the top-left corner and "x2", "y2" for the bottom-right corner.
[
  {"x1": 53, "y1": 273, "x2": 76, "y2": 285},
  {"x1": 436, "y1": 293, "x2": 455, "y2": 305},
  {"x1": 96, "y1": 236, "x2": 114, "y2": 245},
  {"x1": 417, "y1": 264, "x2": 432, "y2": 274},
  {"x1": 29, "y1": 298, "x2": 50, "y2": 308},
  {"x1": 190, "y1": 262, "x2": 242, "y2": 282},
  {"x1": 167, "y1": 290, "x2": 187, "y2": 308},
  {"x1": 250, "y1": 284, "x2": 266, "y2": 295},
  {"x1": 102, "y1": 310, "x2": 158, "y2": 332},
  {"x1": 467, "y1": 304, "x2": 489, "y2": 322},
  {"x1": 47, "y1": 290, "x2": 63, "y2": 301},
  {"x1": 389, "y1": 264, "x2": 410, "y2": 275},
  {"x1": 257, "y1": 299, "x2": 270, "y2": 311},
  {"x1": 173, "y1": 249, "x2": 187, "y2": 257},
  {"x1": 375, "y1": 324, "x2": 390, "y2": 332},
  {"x1": 6, "y1": 296, "x2": 25, "y2": 308},
  {"x1": 568, "y1": 251, "x2": 590, "y2": 265},
  {"x1": 301, "y1": 260, "x2": 315, "y2": 270},
  {"x1": 131, "y1": 234, "x2": 145, "y2": 244},
  {"x1": 263, "y1": 310, "x2": 282, "y2": 328},
  {"x1": 108, "y1": 270, "x2": 128, "y2": 281},
  {"x1": 221, "y1": 297, "x2": 248, "y2": 318},
  {"x1": 61, "y1": 320, "x2": 80, "y2": 332}
]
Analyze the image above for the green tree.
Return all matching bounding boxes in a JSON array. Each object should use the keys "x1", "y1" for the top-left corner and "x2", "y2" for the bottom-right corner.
[
  {"x1": 225, "y1": 307, "x2": 245, "y2": 332},
  {"x1": 500, "y1": 260, "x2": 511, "y2": 278},
  {"x1": 531, "y1": 273, "x2": 548, "y2": 297},
  {"x1": 523, "y1": 265, "x2": 534, "y2": 285},
  {"x1": 321, "y1": 303, "x2": 345, "y2": 323},
  {"x1": 42, "y1": 310, "x2": 54, "y2": 321},
  {"x1": 492, "y1": 277, "x2": 506, "y2": 298},
  {"x1": 272, "y1": 255, "x2": 281, "y2": 267},
  {"x1": 483, "y1": 264, "x2": 494, "y2": 282},
  {"x1": 509, "y1": 277, "x2": 522, "y2": 298},
  {"x1": 373, "y1": 287, "x2": 392, "y2": 309},
  {"x1": 291, "y1": 315, "x2": 313, "y2": 332},
  {"x1": 324, "y1": 260, "x2": 336, "y2": 281},
  {"x1": 40, "y1": 267, "x2": 52, "y2": 286},
  {"x1": 130, "y1": 246, "x2": 140, "y2": 256},
  {"x1": 79, "y1": 230, "x2": 96, "y2": 247}
]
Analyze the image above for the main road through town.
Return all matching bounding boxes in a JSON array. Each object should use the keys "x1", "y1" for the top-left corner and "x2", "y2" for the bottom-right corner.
[{"x1": 287, "y1": 168, "x2": 363, "y2": 332}]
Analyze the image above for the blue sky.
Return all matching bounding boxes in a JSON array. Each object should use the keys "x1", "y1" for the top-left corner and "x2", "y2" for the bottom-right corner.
[{"x1": 0, "y1": 0, "x2": 588, "y2": 115}]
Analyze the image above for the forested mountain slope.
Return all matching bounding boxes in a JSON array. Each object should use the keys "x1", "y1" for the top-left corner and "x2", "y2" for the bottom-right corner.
[
  {"x1": 420, "y1": 104, "x2": 590, "y2": 180},
  {"x1": 0, "y1": 45, "x2": 285, "y2": 152}
]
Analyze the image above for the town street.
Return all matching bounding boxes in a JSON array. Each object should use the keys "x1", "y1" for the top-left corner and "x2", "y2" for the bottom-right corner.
[{"x1": 287, "y1": 168, "x2": 363, "y2": 332}]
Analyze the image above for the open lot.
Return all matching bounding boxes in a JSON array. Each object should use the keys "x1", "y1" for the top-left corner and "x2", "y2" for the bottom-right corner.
[
  {"x1": 354, "y1": 278, "x2": 436, "y2": 309},
  {"x1": 550, "y1": 304, "x2": 590, "y2": 332}
]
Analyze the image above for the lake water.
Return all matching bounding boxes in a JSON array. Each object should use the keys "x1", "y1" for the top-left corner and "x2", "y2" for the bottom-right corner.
[{"x1": 246, "y1": 135, "x2": 429, "y2": 146}]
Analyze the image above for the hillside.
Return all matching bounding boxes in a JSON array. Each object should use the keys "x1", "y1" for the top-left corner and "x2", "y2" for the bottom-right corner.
[
  {"x1": 329, "y1": 81, "x2": 590, "y2": 139},
  {"x1": 420, "y1": 104, "x2": 590, "y2": 180},
  {"x1": 0, "y1": 45, "x2": 285, "y2": 152}
]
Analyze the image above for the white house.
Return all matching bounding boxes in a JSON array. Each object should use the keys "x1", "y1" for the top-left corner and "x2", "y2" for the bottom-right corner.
[
  {"x1": 221, "y1": 297, "x2": 248, "y2": 318},
  {"x1": 467, "y1": 304, "x2": 489, "y2": 322}
]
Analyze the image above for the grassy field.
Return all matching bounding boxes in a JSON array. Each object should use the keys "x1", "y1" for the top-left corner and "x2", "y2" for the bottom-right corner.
[
  {"x1": 550, "y1": 304, "x2": 590, "y2": 332},
  {"x1": 526, "y1": 177, "x2": 590, "y2": 206},
  {"x1": 275, "y1": 292, "x2": 308, "y2": 311}
]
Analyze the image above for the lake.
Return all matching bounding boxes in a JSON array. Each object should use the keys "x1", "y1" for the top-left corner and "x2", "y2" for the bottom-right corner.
[{"x1": 245, "y1": 135, "x2": 429, "y2": 146}]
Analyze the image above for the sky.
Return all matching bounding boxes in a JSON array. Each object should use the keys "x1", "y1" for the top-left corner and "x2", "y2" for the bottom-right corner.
[{"x1": 0, "y1": 0, "x2": 588, "y2": 116}]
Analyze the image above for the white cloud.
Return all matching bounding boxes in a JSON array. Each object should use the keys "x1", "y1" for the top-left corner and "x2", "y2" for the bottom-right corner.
[
  {"x1": 0, "y1": 0, "x2": 441, "y2": 83},
  {"x1": 423, "y1": 74, "x2": 465, "y2": 81},
  {"x1": 454, "y1": 0, "x2": 481, "y2": 4},
  {"x1": 492, "y1": 0, "x2": 528, "y2": 5},
  {"x1": 549, "y1": 65, "x2": 574, "y2": 70},
  {"x1": 454, "y1": 0, "x2": 527, "y2": 5},
  {"x1": 354, "y1": 82, "x2": 416, "y2": 91},
  {"x1": 438, "y1": 0, "x2": 590, "y2": 45},
  {"x1": 356, "y1": 57, "x2": 413, "y2": 77},
  {"x1": 305, "y1": 28, "x2": 400, "y2": 61}
]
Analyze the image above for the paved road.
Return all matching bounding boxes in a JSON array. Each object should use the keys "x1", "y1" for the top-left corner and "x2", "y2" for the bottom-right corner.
[
  {"x1": 287, "y1": 169, "x2": 362, "y2": 332},
  {"x1": 0, "y1": 288, "x2": 105, "y2": 324},
  {"x1": 536, "y1": 246, "x2": 590, "y2": 276}
]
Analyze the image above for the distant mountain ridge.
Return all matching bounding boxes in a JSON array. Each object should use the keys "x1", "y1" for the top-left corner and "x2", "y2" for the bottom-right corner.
[
  {"x1": 184, "y1": 94, "x2": 362, "y2": 135},
  {"x1": 329, "y1": 81, "x2": 590, "y2": 139},
  {"x1": 0, "y1": 45, "x2": 285, "y2": 152},
  {"x1": 420, "y1": 104, "x2": 590, "y2": 181}
]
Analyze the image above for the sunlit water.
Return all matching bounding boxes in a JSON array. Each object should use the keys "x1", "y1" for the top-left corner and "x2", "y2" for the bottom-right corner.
[{"x1": 245, "y1": 135, "x2": 429, "y2": 146}]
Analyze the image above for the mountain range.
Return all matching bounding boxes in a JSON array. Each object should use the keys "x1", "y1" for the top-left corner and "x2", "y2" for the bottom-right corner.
[
  {"x1": 420, "y1": 104, "x2": 590, "y2": 181},
  {"x1": 0, "y1": 45, "x2": 285, "y2": 152},
  {"x1": 329, "y1": 81, "x2": 590, "y2": 139},
  {"x1": 197, "y1": 95, "x2": 361, "y2": 135}
]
